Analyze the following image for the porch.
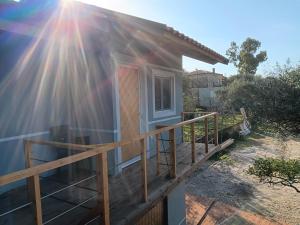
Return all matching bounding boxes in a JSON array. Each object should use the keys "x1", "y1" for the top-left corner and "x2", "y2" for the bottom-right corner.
[{"x1": 0, "y1": 112, "x2": 233, "y2": 225}]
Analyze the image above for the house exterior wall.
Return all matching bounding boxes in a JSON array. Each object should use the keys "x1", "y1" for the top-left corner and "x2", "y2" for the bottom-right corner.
[
  {"x1": 0, "y1": 31, "x2": 116, "y2": 193},
  {"x1": 167, "y1": 181, "x2": 186, "y2": 225},
  {"x1": 137, "y1": 181, "x2": 186, "y2": 225},
  {"x1": 109, "y1": 38, "x2": 184, "y2": 164},
  {"x1": 146, "y1": 56, "x2": 183, "y2": 157}
]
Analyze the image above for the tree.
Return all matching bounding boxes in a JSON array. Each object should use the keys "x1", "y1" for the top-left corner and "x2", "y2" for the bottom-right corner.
[
  {"x1": 226, "y1": 38, "x2": 267, "y2": 75},
  {"x1": 248, "y1": 157, "x2": 300, "y2": 193}
]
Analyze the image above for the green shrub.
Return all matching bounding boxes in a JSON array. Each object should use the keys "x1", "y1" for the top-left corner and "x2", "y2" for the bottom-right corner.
[
  {"x1": 248, "y1": 157, "x2": 300, "y2": 193},
  {"x1": 217, "y1": 64, "x2": 300, "y2": 135}
]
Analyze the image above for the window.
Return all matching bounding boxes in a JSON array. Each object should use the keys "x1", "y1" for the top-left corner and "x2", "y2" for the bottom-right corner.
[
  {"x1": 155, "y1": 77, "x2": 172, "y2": 111},
  {"x1": 152, "y1": 69, "x2": 176, "y2": 118}
]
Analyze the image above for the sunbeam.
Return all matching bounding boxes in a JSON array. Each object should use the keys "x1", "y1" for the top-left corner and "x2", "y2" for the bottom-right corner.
[{"x1": 0, "y1": 0, "x2": 115, "y2": 174}]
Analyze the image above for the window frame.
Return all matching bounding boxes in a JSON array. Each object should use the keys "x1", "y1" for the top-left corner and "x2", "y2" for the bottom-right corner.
[{"x1": 152, "y1": 69, "x2": 176, "y2": 118}]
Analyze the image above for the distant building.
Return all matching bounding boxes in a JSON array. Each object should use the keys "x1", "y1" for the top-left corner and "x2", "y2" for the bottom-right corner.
[{"x1": 185, "y1": 68, "x2": 224, "y2": 109}]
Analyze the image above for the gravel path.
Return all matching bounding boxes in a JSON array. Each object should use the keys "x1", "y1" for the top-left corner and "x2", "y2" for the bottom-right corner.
[{"x1": 186, "y1": 134, "x2": 300, "y2": 225}]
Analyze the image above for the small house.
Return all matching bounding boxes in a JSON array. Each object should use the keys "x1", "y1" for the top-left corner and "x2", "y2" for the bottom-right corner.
[{"x1": 0, "y1": 1, "x2": 230, "y2": 225}]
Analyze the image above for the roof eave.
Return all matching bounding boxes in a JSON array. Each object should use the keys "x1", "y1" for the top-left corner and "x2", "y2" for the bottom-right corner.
[{"x1": 164, "y1": 27, "x2": 229, "y2": 65}]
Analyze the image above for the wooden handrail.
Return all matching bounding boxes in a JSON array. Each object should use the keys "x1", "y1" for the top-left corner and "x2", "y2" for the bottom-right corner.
[
  {"x1": 181, "y1": 111, "x2": 212, "y2": 115},
  {"x1": 0, "y1": 112, "x2": 225, "y2": 225},
  {"x1": 0, "y1": 112, "x2": 217, "y2": 186},
  {"x1": 24, "y1": 139, "x2": 98, "y2": 150}
]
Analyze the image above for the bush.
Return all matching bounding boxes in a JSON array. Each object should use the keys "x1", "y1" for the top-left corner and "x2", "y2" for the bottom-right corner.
[
  {"x1": 217, "y1": 64, "x2": 300, "y2": 135},
  {"x1": 248, "y1": 157, "x2": 300, "y2": 193}
]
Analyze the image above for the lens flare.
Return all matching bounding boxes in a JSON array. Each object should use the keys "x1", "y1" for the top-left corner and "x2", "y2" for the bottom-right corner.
[{"x1": 0, "y1": 0, "x2": 117, "y2": 174}]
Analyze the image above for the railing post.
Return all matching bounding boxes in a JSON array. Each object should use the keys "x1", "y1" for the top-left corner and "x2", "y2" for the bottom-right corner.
[
  {"x1": 181, "y1": 112, "x2": 184, "y2": 143},
  {"x1": 214, "y1": 113, "x2": 219, "y2": 146},
  {"x1": 155, "y1": 134, "x2": 161, "y2": 176},
  {"x1": 169, "y1": 129, "x2": 176, "y2": 178},
  {"x1": 141, "y1": 138, "x2": 148, "y2": 202},
  {"x1": 24, "y1": 141, "x2": 43, "y2": 225},
  {"x1": 204, "y1": 118, "x2": 209, "y2": 153},
  {"x1": 95, "y1": 152, "x2": 110, "y2": 225},
  {"x1": 24, "y1": 141, "x2": 33, "y2": 199},
  {"x1": 190, "y1": 122, "x2": 196, "y2": 163},
  {"x1": 33, "y1": 175, "x2": 43, "y2": 225}
]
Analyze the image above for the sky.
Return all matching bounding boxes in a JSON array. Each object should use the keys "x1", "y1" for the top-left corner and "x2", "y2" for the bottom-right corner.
[{"x1": 76, "y1": 0, "x2": 300, "y2": 76}]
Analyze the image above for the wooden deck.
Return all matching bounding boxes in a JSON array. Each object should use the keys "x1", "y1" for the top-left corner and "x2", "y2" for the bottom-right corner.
[
  {"x1": 0, "y1": 112, "x2": 235, "y2": 225},
  {"x1": 0, "y1": 141, "x2": 230, "y2": 225}
]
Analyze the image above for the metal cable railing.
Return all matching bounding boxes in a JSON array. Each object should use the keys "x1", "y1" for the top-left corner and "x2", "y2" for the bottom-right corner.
[{"x1": 0, "y1": 112, "x2": 231, "y2": 225}]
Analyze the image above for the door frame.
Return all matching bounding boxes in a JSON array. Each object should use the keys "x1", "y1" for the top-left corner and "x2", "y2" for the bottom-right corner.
[{"x1": 112, "y1": 53, "x2": 148, "y2": 172}]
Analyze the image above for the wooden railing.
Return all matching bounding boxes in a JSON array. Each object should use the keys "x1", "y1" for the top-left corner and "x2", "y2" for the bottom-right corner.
[{"x1": 0, "y1": 112, "x2": 221, "y2": 225}]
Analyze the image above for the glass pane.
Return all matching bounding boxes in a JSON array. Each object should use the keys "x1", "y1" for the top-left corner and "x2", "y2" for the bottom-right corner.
[
  {"x1": 162, "y1": 78, "x2": 171, "y2": 110},
  {"x1": 155, "y1": 78, "x2": 162, "y2": 111}
]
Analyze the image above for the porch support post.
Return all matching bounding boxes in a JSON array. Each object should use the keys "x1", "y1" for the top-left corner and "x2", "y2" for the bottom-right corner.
[
  {"x1": 141, "y1": 138, "x2": 148, "y2": 202},
  {"x1": 190, "y1": 122, "x2": 196, "y2": 163},
  {"x1": 96, "y1": 152, "x2": 110, "y2": 225},
  {"x1": 24, "y1": 141, "x2": 34, "y2": 200},
  {"x1": 204, "y1": 118, "x2": 209, "y2": 153},
  {"x1": 32, "y1": 175, "x2": 43, "y2": 225},
  {"x1": 169, "y1": 128, "x2": 176, "y2": 178},
  {"x1": 214, "y1": 113, "x2": 219, "y2": 146},
  {"x1": 24, "y1": 141, "x2": 43, "y2": 225},
  {"x1": 155, "y1": 134, "x2": 161, "y2": 176},
  {"x1": 181, "y1": 112, "x2": 184, "y2": 143}
]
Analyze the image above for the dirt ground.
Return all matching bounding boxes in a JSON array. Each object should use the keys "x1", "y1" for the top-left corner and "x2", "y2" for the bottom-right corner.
[{"x1": 186, "y1": 133, "x2": 300, "y2": 225}]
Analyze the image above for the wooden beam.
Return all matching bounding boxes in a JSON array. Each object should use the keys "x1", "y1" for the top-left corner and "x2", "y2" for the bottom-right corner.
[
  {"x1": 197, "y1": 199, "x2": 216, "y2": 225},
  {"x1": 33, "y1": 175, "x2": 43, "y2": 225},
  {"x1": 97, "y1": 152, "x2": 110, "y2": 225},
  {"x1": 172, "y1": 113, "x2": 216, "y2": 130},
  {"x1": 182, "y1": 111, "x2": 212, "y2": 115},
  {"x1": 95, "y1": 154, "x2": 103, "y2": 214},
  {"x1": 141, "y1": 138, "x2": 148, "y2": 202},
  {"x1": 24, "y1": 141, "x2": 34, "y2": 200},
  {"x1": 155, "y1": 134, "x2": 161, "y2": 176},
  {"x1": 190, "y1": 123, "x2": 196, "y2": 163},
  {"x1": 156, "y1": 125, "x2": 168, "y2": 129},
  {"x1": 204, "y1": 118, "x2": 208, "y2": 153},
  {"x1": 26, "y1": 139, "x2": 93, "y2": 151},
  {"x1": 24, "y1": 141, "x2": 43, "y2": 224},
  {"x1": 181, "y1": 112, "x2": 184, "y2": 143},
  {"x1": 24, "y1": 141, "x2": 33, "y2": 168},
  {"x1": 214, "y1": 114, "x2": 219, "y2": 146},
  {"x1": 169, "y1": 129, "x2": 176, "y2": 178}
]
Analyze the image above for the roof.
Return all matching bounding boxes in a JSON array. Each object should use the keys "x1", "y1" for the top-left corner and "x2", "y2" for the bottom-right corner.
[
  {"x1": 0, "y1": 0, "x2": 228, "y2": 65},
  {"x1": 165, "y1": 26, "x2": 228, "y2": 64},
  {"x1": 188, "y1": 69, "x2": 223, "y2": 76}
]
